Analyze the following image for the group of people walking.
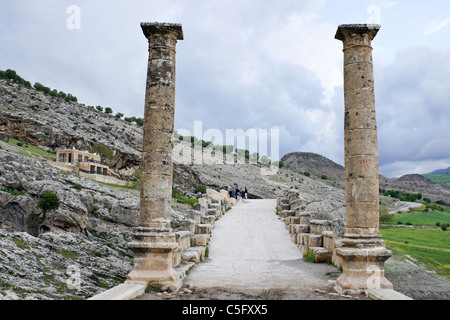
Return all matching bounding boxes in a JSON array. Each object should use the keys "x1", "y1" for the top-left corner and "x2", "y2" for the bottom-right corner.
[{"x1": 228, "y1": 183, "x2": 248, "y2": 201}]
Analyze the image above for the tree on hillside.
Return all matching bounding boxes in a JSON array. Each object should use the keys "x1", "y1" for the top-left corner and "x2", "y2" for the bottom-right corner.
[
  {"x1": 105, "y1": 107, "x2": 113, "y2": 114},
  {"x1": 91, "y1": 143, "x2": 114, "y2": 162}
]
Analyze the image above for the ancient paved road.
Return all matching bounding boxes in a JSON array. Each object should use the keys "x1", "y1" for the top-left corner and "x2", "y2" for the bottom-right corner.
[{"x1": 177, "y1": 199, "x2": 349, "y2": 299}]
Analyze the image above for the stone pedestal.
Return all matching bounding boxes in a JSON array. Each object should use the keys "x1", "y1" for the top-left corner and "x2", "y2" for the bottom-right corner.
[
  {"x1": 334, "y1": 24, "x2": 393, "y2": 294},
  {"x1": 126, "y1": 22, "x2": 184, "y2": 292}
]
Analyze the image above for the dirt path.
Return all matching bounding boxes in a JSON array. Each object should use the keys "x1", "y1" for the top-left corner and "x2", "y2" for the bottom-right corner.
[{"x1": 137, "y1": 199, "x2": 367, "y2": 300}]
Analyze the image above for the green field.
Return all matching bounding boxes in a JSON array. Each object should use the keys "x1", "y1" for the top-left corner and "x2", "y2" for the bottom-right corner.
[
  {"x1": 385, "y1": 210, "x2": 450, "y2": 227},
  {"x1": 380, "y1": 227, "x2": 450, "y2": 278},
  {"x1": 422, "y1": 173, "x2": 450, "y2": 184}
]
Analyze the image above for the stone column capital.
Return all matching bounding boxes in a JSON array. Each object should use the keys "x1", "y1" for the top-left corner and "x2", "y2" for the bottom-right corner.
[
  {"x1": 335, "y1": 24, "x2": 380, "y2": 48},
  {"x1": 141, "y1": 22, "x2": 184, "y2": 40}
]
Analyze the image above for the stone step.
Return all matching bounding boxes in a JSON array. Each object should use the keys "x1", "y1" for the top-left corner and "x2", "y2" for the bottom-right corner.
[
  {"x1": 182, "y1": 246, "x2": 206, "y2": 263},
  {"x1": 280, "y1": 210, "x2": 295, "y2": 218},
  {"x1": 299, "y1": 212, "x2": 311, "y2": 225},
  {"x1": 175, "y1": 262, "x2": 196, "y2": 281},
  {"x1": 308, "y1": 234, "x2": 323, "y2": 247},
  {"x1": 310, "y1": 247, "x2": 332, "y2": 263},
  {"x1": 292, "y1": 224, "x2": 309, "y2": 234},
  {"x1": 310, "y1": 220, "x2": 331, "y2": 235},
  {"x1": 175, "y1": 231, "x2": 192, "y2": 251},
  {"x1": 201, "y1": 215, "x2": 216, "y2": 227},
  {"x1": 191, "y1": 234, "x2": 210, "y2": 247},
  {"x1": 195, "y1": 223, "x2": 212, "y2": 235}
]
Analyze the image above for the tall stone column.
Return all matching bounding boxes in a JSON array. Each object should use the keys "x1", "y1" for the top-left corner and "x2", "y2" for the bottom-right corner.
[
  {"x1": 126, "y1": 22, "x2": 184, "y2": 292},
  {"x1": 334, "y1": 24, "x2": 393, "y2": 294}
]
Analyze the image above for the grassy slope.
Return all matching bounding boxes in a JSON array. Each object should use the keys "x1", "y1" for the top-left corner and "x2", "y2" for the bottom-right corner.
[
  {"x1": 422, "y1": 173, "x2": 450, "y2": 184},
  {"x1": 381, "y1": 227, "x2": 450, "y2": 278}
]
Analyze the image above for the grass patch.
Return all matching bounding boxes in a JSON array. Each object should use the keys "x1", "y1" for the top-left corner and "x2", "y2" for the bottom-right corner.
[
  {"x1": 422, "y1": 173, "x2": 450, "y2": 184},
  {"x1": 384, "y1": 210, "x2": 450, "y2": 227},
  {"x1": 57, "y1": 250, "x2": 80, "y2": 260},
  {"x1": 1, "y1": 188, "x2": 26, "y2": 196},
  {"x1": 380, "y1": 227, "x2": 450, "y2": 278},
  {"x1": 303, "y1": 249, "x2": 316, "y2": 263},
  {"x1": 8, "y1": 138, "x2": 56, "y2": 160},
  {"x1": 145, "y1": 282, "x2": 163, "y2": 293},
  {"x1": 11, "y1": 237, "x2": 29, "y2": 250}
]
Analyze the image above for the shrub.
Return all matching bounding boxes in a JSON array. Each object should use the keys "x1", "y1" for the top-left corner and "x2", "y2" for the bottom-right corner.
[
  {"x1": 91, "y1": 143, "x2": 114, "y2": 162},
  {"x1": 442, "y1": 225, "x2": 447, "y2": 231},
  {"x1": 172, "y1": 188, "x2": 182, "y2": 199},
  {"x1": 195, "y1": 185, "x2": 207, "y2": 194},
  {"x1": 301, "y1": 171, "x2": 311, "y2": 177},
  {"x1": 38, "y1": 191, "x2": 59, "y2": 217},
  {"x1": 320, "y1": 175, "x2": 328, "y2": 180}
]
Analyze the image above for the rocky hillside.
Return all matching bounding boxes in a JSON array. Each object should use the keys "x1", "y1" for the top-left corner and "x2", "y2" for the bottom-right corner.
[
  {"x1": 281, "y1": 152, "x2": 346, "y2": 182},
  {"x1": 0, "y1": 76, "x2": 353, "y2": 300},
  {"x1": 397, "y1": 174, "x2": 432, "y2": 183},
  {"x1": 281, "y1": 151, "x2": 450, "y2": 204}
]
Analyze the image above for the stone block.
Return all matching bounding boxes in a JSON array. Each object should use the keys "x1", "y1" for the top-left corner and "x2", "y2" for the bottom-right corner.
[
  {"x1": 191, "y1": 234, "x2": 210, "y2": 247},
  {"x1": 308, "y1": 234, "x2": 323, "y2": 247},
  {"x1": 295, "y1": 205, "x2": 307, "y2": 216},
  {"x1": 195, "y1": 224, "x2": 212, "y2": 234},
  {"x1": 220, "y1": 190, "x2": 230, "y2": 199},
  {"x1": 290, "y1": 199, "x2": 302, "y2": 211},
  {"x1": 310, "y1": 220, "x2": 330, "y2": 235},
  {"x1": 290, "y1": 217, "x2": 300, "y2": 224},
  {"x1": 201, "y1": 215, "x2": 216, "y2": 227},
  {"x1": 299, "y1": 213, "x2": 311, "y2": 225},
  {"x1": 175, "y1": 231, "x2": 192, "y2": 251},
  {"x1": 290, "y1": 233, "x2": 298, "y2": 243},
  {"x1": 280, "y1": 210, "x2": 295, "y2": 218},
  {"x1": 180, "y1": 219, "x2": 195, "y2": 233},
  {"x1": 298, "y1": 245, "x2": 310, "y2": 256},
  {"x1": 322, "y1": 231, "x2": 334, "y2": 250},
  {"x1": 207, "y1": 209, "x2": 219, "y2": 216},
  {"x1": 297, "y1": 233, "x2": 310, "y2": 246},
  {"x1": 310, "y1": 247, "x2": 332, "y2": 263},
  {"x1": 187, "y1": 210, "x2": 202, "y2": 224},
  {"x1": 198, "y1": 198, "x2": 207, "y2": 208},
  {"x1": 181, "y1": 247, "x2": 206, "y2": 263},
  {"x1": 293, "y1": 224, "x2": 310, "y2": 234},
  {"x1": 172, "y1": 246, "x2": 182, "y2": 267}
]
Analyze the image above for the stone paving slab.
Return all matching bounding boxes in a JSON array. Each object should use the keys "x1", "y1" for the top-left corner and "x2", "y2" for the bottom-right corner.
[{"x1": 183, "y1": 199, "x2": 342, "y2": 293}]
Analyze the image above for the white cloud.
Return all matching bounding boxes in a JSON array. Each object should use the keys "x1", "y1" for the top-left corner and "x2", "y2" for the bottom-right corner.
[{"x1": 423, "y1": 17, "x2": 450, "y2": 36}]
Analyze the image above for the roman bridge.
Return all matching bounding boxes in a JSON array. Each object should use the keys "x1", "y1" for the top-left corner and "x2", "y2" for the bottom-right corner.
[{"x1": 89, "y1": 22, "x2": 412, "y2": 301}]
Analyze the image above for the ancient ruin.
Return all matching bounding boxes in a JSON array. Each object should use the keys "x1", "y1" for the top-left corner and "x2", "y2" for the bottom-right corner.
[
  {"x1": 52, "y1": 148, "x2": 123, "y2": 185},
  {"x1": 334, "y1": 24, "x2": 393, "y2": 293},
  {"x1": 125, "y1": 22, "x2": 185, "y2": 291}
]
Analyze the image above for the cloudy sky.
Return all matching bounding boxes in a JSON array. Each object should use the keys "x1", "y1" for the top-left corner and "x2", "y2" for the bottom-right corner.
[{"x1": 1, "y1": 0, "x2": 449, "y2": 178}]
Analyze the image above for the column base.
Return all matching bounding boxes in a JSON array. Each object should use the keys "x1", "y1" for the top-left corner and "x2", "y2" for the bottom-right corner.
[
  {"x1": 126, "y1": 228, "x2": 182, "y2": 293},
  {"x1": 335, "y1": 246, "x2": 393, "y2": 295}
]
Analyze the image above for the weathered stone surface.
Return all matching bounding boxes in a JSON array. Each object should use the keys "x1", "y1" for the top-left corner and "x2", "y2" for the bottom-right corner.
[
  {"x1": 308, "y1": 234, "x2": 323, "y2": 247},
  {"x1": 335, "y1": 23, "x2": 393, "y2": 294},
  {"x1": 126, "y1": 23, "x2": 184, "y2": 293},
  {"x1": 190, "y1": 234, "x2": 209, "y2": 247}
]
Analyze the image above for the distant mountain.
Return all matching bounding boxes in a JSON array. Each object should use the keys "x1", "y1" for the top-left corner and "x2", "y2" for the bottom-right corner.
[
  {"x1": 397, "y1": 174, "x2": 432, "y2": 183},
  {"x1": 281, "y1": 152, "x2": 345, "y2": 182},
  {"x1": 428, "y1": 167, "x2": 450, "y2": 175}
]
